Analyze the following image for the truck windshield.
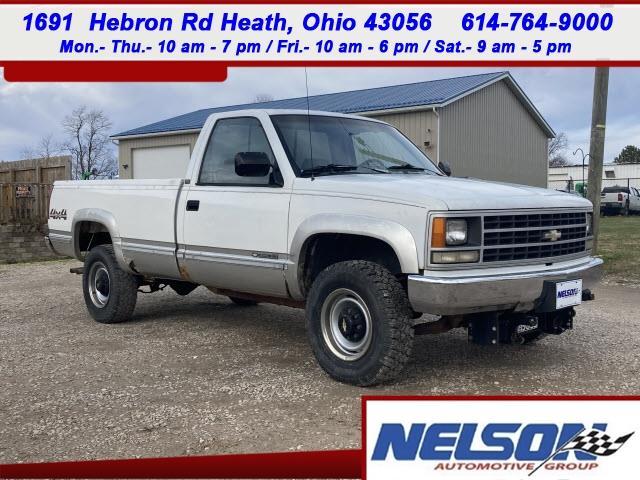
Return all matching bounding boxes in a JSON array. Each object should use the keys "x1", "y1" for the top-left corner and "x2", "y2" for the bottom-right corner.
[{"x1": 270, "y1": 114, "x2": 442, "y2": 177}]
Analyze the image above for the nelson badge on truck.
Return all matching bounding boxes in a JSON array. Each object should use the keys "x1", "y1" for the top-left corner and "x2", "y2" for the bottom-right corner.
[{"x1": 46, "y1": 109, "x2": 603, "y2": 386}]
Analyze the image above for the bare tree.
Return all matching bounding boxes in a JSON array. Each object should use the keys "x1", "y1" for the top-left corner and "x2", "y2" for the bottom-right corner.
[
  {"x1": 62, "y1": 107, "x2": 117, "y2": 179},
  {"x1": 20, "y1": 134, "x2": 61, "y2": 161},
  {"x1": 254, "y1": 94, "x2": 274, "y2": 103},
  {"x1": 548, "y1": 132, "x2": 569, "y2": 167}
]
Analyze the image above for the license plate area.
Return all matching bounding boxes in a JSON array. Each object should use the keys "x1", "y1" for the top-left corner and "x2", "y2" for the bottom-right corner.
[{"x1": 537, "y1": 279, "x2": 582, "y2": 312}]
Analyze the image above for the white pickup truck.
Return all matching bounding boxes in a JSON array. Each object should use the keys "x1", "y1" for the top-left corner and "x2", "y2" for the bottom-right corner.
[
  {"x1": 600, "y1": 185, "x2": 640, "y2": 216},
  {"x1": 47, "y1": 109, "x2": 602, "y2": 386}
]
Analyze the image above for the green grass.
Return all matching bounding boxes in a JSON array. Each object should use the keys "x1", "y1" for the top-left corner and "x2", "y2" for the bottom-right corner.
[{"x1": 597, "y1": 216, "x2": 640, "y2": 284}]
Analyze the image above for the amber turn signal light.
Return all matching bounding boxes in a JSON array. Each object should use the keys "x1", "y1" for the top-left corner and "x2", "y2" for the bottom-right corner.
[{"x1": 431, "y1": 217, "x2": 446, "y2": 248}]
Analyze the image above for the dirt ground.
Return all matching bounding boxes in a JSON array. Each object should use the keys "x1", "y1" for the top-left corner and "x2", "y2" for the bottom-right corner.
[{"x1": 1, "y1": 259, "x2": 639, "y2": 463}]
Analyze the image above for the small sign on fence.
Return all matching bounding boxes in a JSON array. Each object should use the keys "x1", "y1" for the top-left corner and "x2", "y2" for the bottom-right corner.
[{"x1": 15, "y1": 184, "x2": 34, "y2": 198}]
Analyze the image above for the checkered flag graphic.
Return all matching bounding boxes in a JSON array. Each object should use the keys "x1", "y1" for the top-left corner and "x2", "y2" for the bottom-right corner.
[{"x1": 560, "y1": 429, "x2": 634, "y2": 456}]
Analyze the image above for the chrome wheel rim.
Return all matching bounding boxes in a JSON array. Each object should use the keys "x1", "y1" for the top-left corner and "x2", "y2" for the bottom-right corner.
[
  {"x1": 88, "y1": 261, "x2": 110, "y2": 308},
  {"x1": 320, "y1": 288, "x2": 372, "y2": 361}
]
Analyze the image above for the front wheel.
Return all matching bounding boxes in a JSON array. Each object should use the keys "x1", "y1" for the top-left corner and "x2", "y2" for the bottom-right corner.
[
  {"x1": 83, "y1": 245, "x2": 138, "y2": 324},
  {"x1": 305, "y1": 260, "x2": 414, "y2": 386}
]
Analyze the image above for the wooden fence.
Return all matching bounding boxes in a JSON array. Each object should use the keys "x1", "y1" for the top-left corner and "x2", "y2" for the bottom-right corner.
[
  {"x1": 0, "y1": 183, "x2": 54, "y2": 224},
  {"x1": 0, "y1": 156, "x2": 70, "y2": 225}
]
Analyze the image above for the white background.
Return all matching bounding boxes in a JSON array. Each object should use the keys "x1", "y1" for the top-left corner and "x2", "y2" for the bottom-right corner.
[
  {"x1": 365, "y1": 399, "x2": 640, "y2": 480},
  {"x1": 0, "y1": 4, "x2": 639, "y2": 61}
]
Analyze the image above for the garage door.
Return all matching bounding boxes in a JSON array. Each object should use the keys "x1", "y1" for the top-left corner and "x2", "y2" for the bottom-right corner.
[{"x1": 132, "y1": 145, "x2": 191, "y2": 179}]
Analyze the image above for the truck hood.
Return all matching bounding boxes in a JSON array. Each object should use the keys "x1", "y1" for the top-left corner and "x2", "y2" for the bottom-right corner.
[{"x1": 295, "y1": 174, "x2": 593, "y2": 211}]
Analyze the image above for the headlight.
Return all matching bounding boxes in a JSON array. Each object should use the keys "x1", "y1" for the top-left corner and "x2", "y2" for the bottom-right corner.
[
  {"x1": 445, "y1": 219, "x2": 467, "y2": 245},
  {"x1": 431, "y1": 217, "x2": 469, "y2": 247},
  {"x1": 586, "y1": 213, "x2": 593, "y2": 236}
]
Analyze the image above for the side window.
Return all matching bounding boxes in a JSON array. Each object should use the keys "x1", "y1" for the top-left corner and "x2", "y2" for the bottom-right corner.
[{"x1": 198, "y1": 117, "x2": 277, "y2": 185}]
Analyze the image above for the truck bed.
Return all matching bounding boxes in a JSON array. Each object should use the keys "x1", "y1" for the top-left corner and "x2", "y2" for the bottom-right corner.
[
  {"x1": 48, "y1": 179, "x2": 184, "y2": 277},
  {"x1": 601, "y1": 191, "x2": 627, "y2": 212}
]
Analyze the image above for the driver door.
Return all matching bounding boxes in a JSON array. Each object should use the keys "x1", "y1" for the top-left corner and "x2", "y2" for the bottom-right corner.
[{"x1": 179, "y1": 116, "x2": 290, "y2": 296}]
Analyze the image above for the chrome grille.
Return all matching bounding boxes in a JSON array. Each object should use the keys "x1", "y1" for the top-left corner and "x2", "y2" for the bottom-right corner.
[
  {"x1": 484, "y1": 212, "x2": 586, "y2": 230},
  {"x1": 484, "y1": 225, "x2": 586, "y2": 246},
  {"x1": 482, "y1": 212, "x2": 588, "y2": 263}
]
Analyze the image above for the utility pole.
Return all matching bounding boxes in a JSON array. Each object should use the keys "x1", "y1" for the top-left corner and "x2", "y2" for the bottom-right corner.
[{"x1": 586, "y1": 67, "x2": 609, "y2": 253}]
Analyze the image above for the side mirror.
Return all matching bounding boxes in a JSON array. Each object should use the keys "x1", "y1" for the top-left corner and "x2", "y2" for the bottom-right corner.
[
  {"x1": 438, "y1": 161, "x2": 452, "y2": 177},
  {"x1": 235, "y1": 152, "x2": 271, "y2": 177}
]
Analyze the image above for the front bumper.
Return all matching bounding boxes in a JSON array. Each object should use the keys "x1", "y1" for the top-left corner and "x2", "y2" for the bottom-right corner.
[{"x1": 407, "y1": 257, "x2": 603, "y2": 315}]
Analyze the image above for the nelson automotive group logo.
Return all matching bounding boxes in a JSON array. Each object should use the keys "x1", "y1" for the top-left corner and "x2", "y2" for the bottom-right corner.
[{"x1": 363, "y1": 397, "x2": 639, "y2": 480}]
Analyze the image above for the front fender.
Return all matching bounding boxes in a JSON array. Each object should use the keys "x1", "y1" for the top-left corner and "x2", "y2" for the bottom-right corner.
[{"x1": 286, "y1": 214, "x2": 420, "y2": 300}]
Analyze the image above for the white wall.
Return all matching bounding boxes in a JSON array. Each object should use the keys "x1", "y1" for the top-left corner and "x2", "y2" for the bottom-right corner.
[{"x1": 549, "y1": 163, "x2": 640, "y2": 189}]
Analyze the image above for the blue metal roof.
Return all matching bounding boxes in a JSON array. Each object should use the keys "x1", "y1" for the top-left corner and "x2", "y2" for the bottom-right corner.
[{"x1": 114, "y1": 71, "x2": 550, "y2": 138}]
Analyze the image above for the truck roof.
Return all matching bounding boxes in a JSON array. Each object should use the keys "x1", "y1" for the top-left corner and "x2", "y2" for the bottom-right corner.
[
  {"x1": 219, "y1": 108, "x2": 386, "y2": 121},
  {"x1": 111, "y1": 109, "x2": 387, "y2": 140}
]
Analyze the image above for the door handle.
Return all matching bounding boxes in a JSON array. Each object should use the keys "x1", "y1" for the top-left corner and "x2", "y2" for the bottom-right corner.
[{"x1": 186, "y1": 200, "x2": 200, "y2": 211}]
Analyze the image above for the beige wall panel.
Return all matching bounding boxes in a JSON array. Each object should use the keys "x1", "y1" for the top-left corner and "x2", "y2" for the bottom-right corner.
[
  {"x1": 368, "y1": 110, "x2": 439, "y2": 163},
  {"x1": 439, "y1": 80, "x2": 548, "y2": 187}
]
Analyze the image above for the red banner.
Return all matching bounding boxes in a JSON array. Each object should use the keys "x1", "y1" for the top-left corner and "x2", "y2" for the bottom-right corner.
[{"x1": 0, "y1": 449, "x2": 361, "y2": 479}]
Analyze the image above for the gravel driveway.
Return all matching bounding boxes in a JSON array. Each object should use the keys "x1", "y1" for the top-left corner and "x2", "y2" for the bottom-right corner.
[{"x1": 1, "y1": 259, "x2": 639, "y2": 463}]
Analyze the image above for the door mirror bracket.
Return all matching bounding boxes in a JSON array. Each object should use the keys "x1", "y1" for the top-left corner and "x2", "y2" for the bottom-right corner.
[{"x1": 438, "y1": 161, "x2": 452, "y2": 177}]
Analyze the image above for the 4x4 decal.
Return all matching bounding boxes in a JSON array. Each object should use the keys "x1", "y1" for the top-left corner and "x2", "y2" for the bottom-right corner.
[{"x1": 49, "y1": 208, "x2": 67, "y2": 220}]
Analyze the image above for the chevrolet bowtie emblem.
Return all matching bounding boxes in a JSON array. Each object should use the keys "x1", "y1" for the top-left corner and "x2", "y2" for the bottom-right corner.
[{"x1": 543, "y1": 229, "x2": 562, "y2": 242}]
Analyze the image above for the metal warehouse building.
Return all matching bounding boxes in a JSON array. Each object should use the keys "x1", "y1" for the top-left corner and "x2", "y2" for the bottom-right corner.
[
  {"x1": 112, "y1": 71, "x2": 554, "y2": 187},
  {"x1": 549, "y1": 163, "x2": 640, "y2": 191}
]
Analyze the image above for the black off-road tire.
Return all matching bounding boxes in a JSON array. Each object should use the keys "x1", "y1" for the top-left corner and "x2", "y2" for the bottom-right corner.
[
  {"x1": 82, "y1": 245, "x2": 138, "y2": 324},
  {"x1": 228, "y1": 296, "x2": 259, "y2": 306},
  {"x1": 305, "y1": 260, "x2": 414, "y2": 386}
]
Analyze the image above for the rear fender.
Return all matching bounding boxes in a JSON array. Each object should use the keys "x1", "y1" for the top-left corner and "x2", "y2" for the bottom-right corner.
[{"x1": 71, "y1": 208, "x2": 132, "y2": 273}]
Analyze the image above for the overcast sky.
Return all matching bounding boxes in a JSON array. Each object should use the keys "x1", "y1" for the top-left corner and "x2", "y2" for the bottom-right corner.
[{"x1": 1, "y1": 67, "x2": 639, "y2": 164}]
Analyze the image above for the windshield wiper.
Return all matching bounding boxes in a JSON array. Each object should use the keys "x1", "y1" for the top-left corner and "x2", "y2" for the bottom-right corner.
[
  {"x1": 300, "y1": 164, "x2": 358, "y2": 177},
  {"x1": 357, "y1": 165, "x2": 390, "y2": 174},
  {"x1": 387, "y1": 163, "x2": 426, "y2": 171}
]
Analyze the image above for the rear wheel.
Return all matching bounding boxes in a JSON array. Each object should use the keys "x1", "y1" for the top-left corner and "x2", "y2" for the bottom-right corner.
[
  {"x1": 623, "y1": 202, "x2": 630, "y2": 216},
  {"x1": 305, "y1": 260, "x2": 414, "y2": 386},
  {"x1": 83, "y1": 245, "x2": 138, "y2": 324}
]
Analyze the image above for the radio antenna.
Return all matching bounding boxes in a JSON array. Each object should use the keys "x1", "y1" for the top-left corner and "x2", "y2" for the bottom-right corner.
[{"x1": 304, "y1": 67, "x2": 315, "y2": 181}]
